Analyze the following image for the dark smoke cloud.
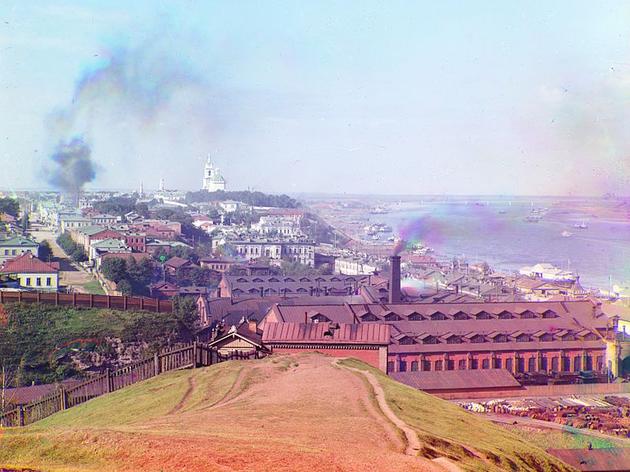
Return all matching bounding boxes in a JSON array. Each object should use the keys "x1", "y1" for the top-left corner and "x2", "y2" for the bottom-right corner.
[{"x1": 48, "y1": 137, "x2": 96, "y2": 193}]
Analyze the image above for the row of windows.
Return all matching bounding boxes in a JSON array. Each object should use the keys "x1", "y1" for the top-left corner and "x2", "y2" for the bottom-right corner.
[
  {"x1": 232, "y1": 287, "x2": 351, "y2": 296},
  {"x1": 398, "y1": 331, "x2": 597, "y2": 345},
  {"x1": 360, "y1": 309, "x2": 559, "y2": 322},
  {"x1": 235, "y1": 276, "x2": 357, "y2": 283},
  {"x1": 24, "y1": 277, "x2": 53, "y2": 287},
  {"x1": 390, "y1": 354, "x2": 603, "y2": 373}
]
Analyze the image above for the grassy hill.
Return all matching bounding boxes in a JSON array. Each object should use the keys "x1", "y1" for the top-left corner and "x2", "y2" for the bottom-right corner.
[{"x1": 0, "y1": 354, "x2": 575, "y2": 472}]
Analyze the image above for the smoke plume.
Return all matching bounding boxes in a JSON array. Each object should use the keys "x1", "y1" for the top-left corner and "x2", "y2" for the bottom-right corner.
[
  {"x1": 46, "y1": 36, "x2": 201, "y2": 191},
  {"x1": 48, "y1": 137, "x2": 96, "y2": 194}
]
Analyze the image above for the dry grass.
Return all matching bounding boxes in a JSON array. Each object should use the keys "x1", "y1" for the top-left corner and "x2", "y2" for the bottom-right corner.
[{"x1": 0, "y1": 354, "x2": 578, "y2": 472}]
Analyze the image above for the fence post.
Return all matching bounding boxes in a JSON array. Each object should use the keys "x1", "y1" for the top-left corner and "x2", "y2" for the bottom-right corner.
[
  {"x1": 60, "y1": 388, "x2": 68, "y2": 410},
  {"x1": 18, "y1": 405, "x2": 24, "y2": 427},
  {"x1": 105, "y1": 368, "x2": 112, "y2": 393},
  {"x1": 154, "y1": 353, "x2": 160, "y2": 375},
  {"x1": 192, "y1": 341, "x2": 198, "y2": 368}
]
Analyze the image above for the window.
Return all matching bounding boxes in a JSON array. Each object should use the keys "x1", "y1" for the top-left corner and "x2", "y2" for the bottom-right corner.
[
  {"x1": 430, "y1": 312, "x2": 446, "y2": 320},
  {"x1": 541, "y1": 357, "x2": 548, "y2": 371},
  {"x1": 447, "y1": 360, "x2": 455, "y2": 370},
  {"x1": 387, "y1": 361, "x2": 394, "y2": 373},
  {"x1": 36, "y1": 278, "x2": 41, "y2": 286},
  {"x1": 410, "y1": 361, "x2": 419, "y2": 372},
  {"x1": 493, "y1": 334, "x2": 508, "y2": 343},
  {"x1": 422, "y1": 336, "x2": 439, "y2": 344},
  {"x1": 384, "y1": 313, "x2": 401, "y2": 321},
  {"x1": 517, "y1": 358, "x2": 525, "y2": 373},
  {"x1": 540, "y1": 333, "x2": 553, "y2": 342},
  {"x1": 458, "y1": 359, "x2": 466, "y2": 370},
  {"x1": 360, "y1": 313, "x2": 379, "y2": 322},
  {"x1": 551, "y1": 357, "x2": 559, "y2": 372},
  {"x1": 399, "y1": 336, "x2": 416, "y2": 345},
  {"x1": 573, "y1": 357, "x2": 581, "y2": 372},
  {"x1": 596, "y1": 356, "x2": 604, "y2": 371},
  {"x1": 528, "y1": 357, "x2": 536, "y2": 372},
  {"x1": 561, "y1": 356, "x2": 570, "y2": 372},
  {"x1": 435, "y1": 360, "x2": 443, "y2": 371},
  {"x1": 475, "y1": 311, "x2": 492, "y2": 319},
  {"x1": 506, "y1": 358, "x2": 513, "y2": 372},
  {"x1": 470, "y1": 335, "x2": 486, "y2": 343},
  {"x1": 585, "y1": 355, "x2": 593, "y2": 370},
  {"x1": 542, "y1": 310, "x2": 557, "y2": 318},
  {"x1": 446, "y1": 336, "x2": 461, "y2": 344},
  {"x1": 471, "y1": 359, "x2": 479, "y2": 370},
  {"x1": 516, "y1": 334, "x2": 530, "y2": 342},
  {"x1": 494, "y1": 358, "x2": 503, "y2": 369},
  {"x1": 422, "y1": 360, "x2": 431, "y2": 371},
  {"x1": 453, "y1": 311, "x2": 469, "y2": 320},
  {"x1": 498, "y1": 311, "x2": 513, "y2": 319},
  {"x1": 399, "y1": 360, "x2": 407, "y2": 372},
  {"x1": 46, "y1": 278, "x2": 51, "y2": 286},
  {"x1": 408, "y1": 312, "x2": 423, "y2": 321},
  {"x1": 481, "y1": 359, "x2": 490, "y2": 369},
  {"x1": 520, "y1": 310, "x2": 536, "y2": 319},
  {"x1": 25, "y1": 277, "x2": 31, "y2": 286}
]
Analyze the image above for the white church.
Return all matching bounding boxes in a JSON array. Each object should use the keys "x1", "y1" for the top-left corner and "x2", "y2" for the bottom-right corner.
[{"x1": 202, "y1": 155, "x2": 226, "y2": 192}]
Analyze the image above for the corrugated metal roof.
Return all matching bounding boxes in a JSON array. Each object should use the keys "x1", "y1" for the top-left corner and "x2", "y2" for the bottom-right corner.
[
  {"x1": 263, "y1": 322, "x2": 390, "y2": 345},
  {"x1": 390, "y1": 369, "x2": 521, "y2": 391}
]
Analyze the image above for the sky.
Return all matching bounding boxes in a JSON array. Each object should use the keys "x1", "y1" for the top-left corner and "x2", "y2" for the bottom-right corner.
[{"x1": 1, "y1": 1, "x2": 630, "y2": 196}]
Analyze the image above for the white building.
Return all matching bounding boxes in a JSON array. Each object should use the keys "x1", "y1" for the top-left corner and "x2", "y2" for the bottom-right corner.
[
  {"x1": 202, "y1": 156, "x2": 226, "y2": 192},
  {"x1": 251, "y1": 215, "x2": 303, "y2": 238},
  {"x1": 334, "y1": 257, "x2": 377, "y2": 275}
]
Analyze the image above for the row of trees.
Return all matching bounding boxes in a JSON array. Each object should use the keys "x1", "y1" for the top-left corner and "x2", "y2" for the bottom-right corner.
[
  {"x1": 56, "y1": 233, "x2": 87, "y2": 263},
  {"x1": 185, "y1": 190, "x2": 299, "y2": 208},
  {"x1": 92, "y1": 197, "x2": 150, "y2": 218},
  {"x1": 100, "y1": 257, "x2": 155, "y2": 296}
]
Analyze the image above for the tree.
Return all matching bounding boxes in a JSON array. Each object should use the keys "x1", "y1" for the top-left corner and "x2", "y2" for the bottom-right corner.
[
  {"x1": 0, "y1": 197, "x2": 19, "y2": 217},
  {"x1": 116, "y1": 279, "x2": 133, "y2": 295},
  {"x1": 101, "y1": 258, "x2": 128, "y2": 283},
  {"x1": 71, "y1": 246, "x2": 87, "y2": 263},
  {"x1": 39, "y1": 241, "x2": 52, "y2": 262},
  {"x1": 172, "y1": 296, "x2": 198, "y2": 330}
]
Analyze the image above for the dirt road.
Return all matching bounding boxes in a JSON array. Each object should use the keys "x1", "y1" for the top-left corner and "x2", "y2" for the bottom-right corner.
[{"x1": 29, "y1": 227, "x2": 96, "y2": 293}]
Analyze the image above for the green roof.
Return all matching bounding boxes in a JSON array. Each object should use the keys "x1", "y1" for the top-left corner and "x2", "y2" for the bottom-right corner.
[
  {"x1": 0, "y1": 236, "x2": 39, "y2": 248},
  {"x1": 91, "y1": 238, "x2": 127, "y2": 249},
  {"x1": 76, "y1": 225, "x2": 106, "y2": 236}
]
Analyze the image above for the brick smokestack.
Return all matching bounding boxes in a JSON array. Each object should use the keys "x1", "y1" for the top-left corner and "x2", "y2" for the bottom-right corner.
[{"x1": 389, "y1": 255, "x2": 401, "y2": 303}]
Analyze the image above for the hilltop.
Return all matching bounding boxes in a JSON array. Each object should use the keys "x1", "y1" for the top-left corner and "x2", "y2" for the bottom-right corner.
[{"x1": 0, "y1": 354, "x2": 574, "y2": 472}]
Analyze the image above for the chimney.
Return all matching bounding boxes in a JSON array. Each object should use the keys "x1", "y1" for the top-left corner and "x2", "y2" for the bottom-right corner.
[
  {"x1": 248, "y1": 319, "x2": 258, "y2": 333},
  {"x1": 389, "y1": 255, "x2": 401, "y2": 303}
]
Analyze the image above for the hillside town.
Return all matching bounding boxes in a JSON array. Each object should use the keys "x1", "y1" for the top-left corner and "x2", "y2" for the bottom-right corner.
[{"x1": 3, "y1": 2, "x2": 630, "y2": 469}]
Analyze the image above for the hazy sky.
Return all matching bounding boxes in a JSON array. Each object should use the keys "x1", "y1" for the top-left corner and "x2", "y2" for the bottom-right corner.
[{"x1": 2, "y1": 1, "x2": 630, "y2": 196}]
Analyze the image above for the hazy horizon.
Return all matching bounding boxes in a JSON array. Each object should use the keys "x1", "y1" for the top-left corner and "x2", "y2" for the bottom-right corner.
[{"x1": 2, "y1": 1, "x2": 630, "y2": 196}]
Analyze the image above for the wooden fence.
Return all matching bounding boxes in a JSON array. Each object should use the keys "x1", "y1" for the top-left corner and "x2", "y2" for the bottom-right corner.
[
  {"x1": 0, "y1": 290, "x2": 173, "y2": 313},
  {"x1": 0, "y1": 342, "x2": 263, "y2": 427}
]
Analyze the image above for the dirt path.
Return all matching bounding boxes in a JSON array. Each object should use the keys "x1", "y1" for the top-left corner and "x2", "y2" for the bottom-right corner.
[
  {"x1": 208, "y1": 366, "x2": 248, "y2": 409},
  {"x1": 336, "y1": 360, "x2": 422, "y2": 455},
  {"x1": 168, "y1": 376, "x2": 197, "y2": 415},
  {"x1": 336, "y1": 360, "x2": 464, "y2": 472}
]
